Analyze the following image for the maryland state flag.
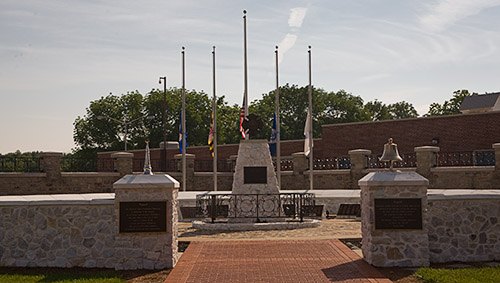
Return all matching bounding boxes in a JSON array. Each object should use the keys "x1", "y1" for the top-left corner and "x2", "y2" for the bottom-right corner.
[{"x1": 208, "y1": 113, "x2": 215, "y2": 157}]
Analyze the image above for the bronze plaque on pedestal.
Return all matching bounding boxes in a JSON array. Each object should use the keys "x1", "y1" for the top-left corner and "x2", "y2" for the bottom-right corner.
[
  {"x1": 119, "y1": 201, "x2": 167, "y2": 233},
  {"x1": 244, "y1": 166, "x2": 267, "y2": 184},
  {"x1": 374, "y1": 198, "x2": 422, "y2": 230}
]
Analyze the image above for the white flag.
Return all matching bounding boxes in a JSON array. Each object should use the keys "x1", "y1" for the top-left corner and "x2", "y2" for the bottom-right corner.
[{"x1": 304, "y1": 107, "x2": 313, "y2": 156}]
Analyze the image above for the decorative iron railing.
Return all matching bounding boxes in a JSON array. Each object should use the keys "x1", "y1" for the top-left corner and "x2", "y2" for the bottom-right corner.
[
  {"x1": 61, "y1": 157, "x2": 98, "y2": 172},
  {"x1": 367, "y1": 152, "x2": 416, "y2": 169},
  {"x1": 272, "y1": 157, "x2": 294, "y2": 172},
  {"x1": 98, "y1": 158, "x2": 114, "y2": 172},
  {"x1": 313, "y1": 156, "x2": 351, "y2": 170},
  {"x1": 194, "y1": 160, "x2": 234, "y2": 172},
  {"x1": 133, "y1": 159, "x2": 177, "y2": 172},
  {"x1": 0, "y1": 156, "x2": 40, "y2": 172},
  {"x1": 438, "y1": 151, "x2": 495, "y2": 167},
  {"x1": 196, "y1": 193, "x2": 317, "y2": 223}
]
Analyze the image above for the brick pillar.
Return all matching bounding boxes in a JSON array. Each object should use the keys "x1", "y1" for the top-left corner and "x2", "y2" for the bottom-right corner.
[
  {"x1": 174, "y1": 154, "x2": 195, "y2": 190},
  {"x1": 111, "y1": 152, "x2": 133, "y2": 177},
  {"x1": 414, "y1": 146, "x2": 439, "y2": 178},
  {"x1": 292, "y1": 152, "x2": 307, "y2": 175},
  {"x1": 40, "y1": 152, "x2": 63, "y2": 179},
  {"x1": 348, "y1": 149, "x2": 371, "y2": 188}
]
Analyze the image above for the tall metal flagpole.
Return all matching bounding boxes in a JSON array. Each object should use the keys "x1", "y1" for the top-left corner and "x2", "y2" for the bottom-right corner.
[
  {"x1": 159, "y1": 76, "x2": 167, "y2": 172},
  {"x1": 243, "y1": 10, "x2": 249, "y2": 140},
  {"x1": 212, "y1": 46, "x2": 218, "y2": 191},
  {"x1": 308, "y1": 45, "x2": 313, "y2": 191},
  {"x1": 181, "y1": 46, "x2": 186, "y2": 192},
  {"x1": 275, "y1": 46, "x2": 281, "y2": 188}
]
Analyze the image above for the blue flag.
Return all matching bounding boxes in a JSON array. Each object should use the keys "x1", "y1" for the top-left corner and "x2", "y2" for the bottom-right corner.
[
  {"x1": 269, "y1": 112, "x2": 277, "y2": 156},
  {"x1": 179, "y1": 112, "x2": 188, "y2": 153}
]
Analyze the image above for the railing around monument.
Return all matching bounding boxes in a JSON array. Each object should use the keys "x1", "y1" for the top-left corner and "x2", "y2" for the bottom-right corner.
[{"x1": 196, "y1": 193, "x2": 317, "y2": 223}]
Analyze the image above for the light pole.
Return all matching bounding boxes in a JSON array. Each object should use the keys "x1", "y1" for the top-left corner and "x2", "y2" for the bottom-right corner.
[
  {"x1": 97, "y1": 114, "x2": 154, "y2": 151},
  {"x1": 159, "y1": 76, "x2": 167, "y2": 171}
]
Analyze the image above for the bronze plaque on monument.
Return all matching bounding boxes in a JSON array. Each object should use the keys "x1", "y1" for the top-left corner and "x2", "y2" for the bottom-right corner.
[
  {"x1": 244, "y1": 166, "x2": 267, "y2": 184},
  {"x1": 374, "y1": 198, "x2": 422, "y2": 230},
  {"x1": 119, "y1": 201, "x2": 167, "y2": 233}
]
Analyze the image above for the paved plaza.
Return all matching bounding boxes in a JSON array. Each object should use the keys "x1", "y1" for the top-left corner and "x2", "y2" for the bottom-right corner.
[{"x1": 166, "y1": 239, "x2": 391, "y2": 283}]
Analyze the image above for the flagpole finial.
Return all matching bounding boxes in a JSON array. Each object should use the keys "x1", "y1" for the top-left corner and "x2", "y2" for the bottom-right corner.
[
  {"x1": 182, "y1": 46, "x2": 185, "y2": 53},
  {"x1": 243, "y1": 10, "x2": 247, "y2": 14},
  {"x1": 308, "y1": 45, "x2": 311, "y2": 51},
  {"x1": 213, "y1": 46, "x2": 216, "y2": 53},
  {"x1": 275, "y1": 46, "x2": 278, "y2": 51}
]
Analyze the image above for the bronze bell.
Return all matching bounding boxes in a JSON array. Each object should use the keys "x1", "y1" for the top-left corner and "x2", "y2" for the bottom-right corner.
[{"x1": 379, "y1": 138, "x2": 403, "y2": 170}]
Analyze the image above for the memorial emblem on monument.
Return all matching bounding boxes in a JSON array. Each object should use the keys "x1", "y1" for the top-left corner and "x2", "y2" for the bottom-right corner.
[{"x1": 241, "y1": 113, "x2": 264, "y2": 136}]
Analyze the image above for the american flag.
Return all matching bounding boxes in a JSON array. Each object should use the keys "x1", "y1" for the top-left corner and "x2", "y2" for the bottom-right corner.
[{"x1": 239, "y1": 95, "x2": 247, "y2": 139}]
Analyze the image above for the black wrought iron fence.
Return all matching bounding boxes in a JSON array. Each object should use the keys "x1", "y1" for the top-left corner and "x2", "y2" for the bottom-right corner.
[
  {"x1": 196, "y1": 193, "x2": 317, "y2": 223},
  {"x1": 272, "y1": 158, "x2": 294, "y2": 171},
  {"x1": 367, "y1": 152, "x2": 416, "y2": 169},
  {"x1": 98, "y1": 158, "x2": 114, "y2": 172},
  {"x1": 0, "y1": 156, "x2": 40, "y2": 172},
  {"x1": 438, "y1": 151, "x2": 495, "y2": 166},
  {"x1": 313, "y1": 156, "x2": 351, "y2": 170},
  {"x1": 194, "y1": 160, "x2": 234, "y2": 172},
  {"x1": 61, "y1": 157, "x2": 98, "y2": 172},
  {"x1": 133, "y1": 159, "x2": 177, "y2": 172}
]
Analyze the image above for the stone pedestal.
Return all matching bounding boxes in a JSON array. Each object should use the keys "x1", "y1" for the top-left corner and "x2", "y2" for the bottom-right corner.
[
  {"x1": 113, "y1": 174, "x2": 180, "y2": 269},
  {"x1": 359, "y1": 171, "x2": 430, "y2": 267},
  {"x1": 231, "y1": 140, "x2": 280, "y2": 223}
]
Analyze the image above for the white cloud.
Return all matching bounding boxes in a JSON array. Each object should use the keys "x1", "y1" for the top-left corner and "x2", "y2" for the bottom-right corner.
[
  {"x1": 277, "y1": 34, "x2": 297, "y2": 64},
  {"x1": 419, "y1": 0, "x2": 500, "y2": 32},
  {"x1": 288, "y1": 7, "x2": 308, "y2": 28}
]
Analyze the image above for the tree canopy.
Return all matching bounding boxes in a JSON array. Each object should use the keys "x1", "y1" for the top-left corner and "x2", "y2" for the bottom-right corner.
[
  {"x1": 425, "y1": 89, "x2": 478, "y2": 116},
  {"x1": 73, "y1": 85, "x2": 420, "y2": 155}
]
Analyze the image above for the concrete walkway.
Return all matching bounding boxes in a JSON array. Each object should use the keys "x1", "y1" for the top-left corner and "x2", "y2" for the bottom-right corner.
[{"x1": 166, "y1": 239, "x2": 391, "y2": 283}]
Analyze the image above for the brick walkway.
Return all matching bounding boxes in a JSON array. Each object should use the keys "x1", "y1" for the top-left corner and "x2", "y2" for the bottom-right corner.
[{"x1": 166, "y1": 239, "x2": 391, "y2": 283}]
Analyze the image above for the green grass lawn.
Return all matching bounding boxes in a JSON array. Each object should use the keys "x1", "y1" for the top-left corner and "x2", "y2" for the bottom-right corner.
[
  {"x1": 415, "y1": 266, "x2": 500, "y2": 283},
  {"x1": 0, "y1": 271, "x2": 124, "y2": 283}
]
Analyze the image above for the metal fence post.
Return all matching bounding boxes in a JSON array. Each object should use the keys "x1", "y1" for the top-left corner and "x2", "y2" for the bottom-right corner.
[
  {"x1": 211, "y1": 195, "x2": 216, "y2": 223},
  {"x1": 299, "y1": 194, "x2": 304, "y2": 222}
]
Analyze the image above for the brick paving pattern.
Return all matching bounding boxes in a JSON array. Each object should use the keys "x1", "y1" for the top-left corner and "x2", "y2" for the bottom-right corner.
[{"x1": 166, "y1": 239, "x2": 391, "y2": 283}]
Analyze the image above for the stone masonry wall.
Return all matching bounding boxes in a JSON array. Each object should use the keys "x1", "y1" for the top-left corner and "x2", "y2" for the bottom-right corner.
[
  {"x1": 427, "y1": 198, "x2": 500, "y2": 262},
  {"x1": 0, "y1": 203, "x2": 116, "y2": 268},
  {"x1": 0, "y1": 192, "x2": 177, "y2": 270}
]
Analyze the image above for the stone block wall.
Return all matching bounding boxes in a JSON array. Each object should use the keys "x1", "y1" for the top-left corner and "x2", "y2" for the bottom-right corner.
[
  {"x1": 427, "y1": 197, "x2": 500, "y2": 262},
  {"x1": 0, "y1": 192, "x2": 178, "y2": 270}
]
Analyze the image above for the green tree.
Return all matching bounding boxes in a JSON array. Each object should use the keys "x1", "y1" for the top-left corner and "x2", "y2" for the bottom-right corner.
[
  {"x1": 388, "y1": 101, "x2": 418, "y2": 119},
  {"x1": 249, "y1": 84, "x2": 371, "y2": 140},
  {"x1": 364, "y1": 100, "x2": 392, "y2": 121},
  {"x1": 425, "y1": 89, "x2": 478, "y2": 116}
]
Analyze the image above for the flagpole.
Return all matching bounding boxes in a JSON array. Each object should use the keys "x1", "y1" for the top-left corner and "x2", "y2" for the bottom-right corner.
[
  {"x1": 243, "y1": 10, "x2": 249, "y2": 140},
  {"x1": 212, "y1": 46, "x2": 218, "y2": 191},
  {"x1": 308, "y1": 45, "x2": 313, "y2": 191},
  {"x1": 181, "y1": 46, "x2": 186, "y2": 192},
  {"x1": 275, "y1": 46, "x2": 281, "y2": 188}
]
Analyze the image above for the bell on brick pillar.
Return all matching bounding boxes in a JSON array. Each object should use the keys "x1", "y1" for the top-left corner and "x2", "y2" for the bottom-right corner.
[{"x1": 379, "y1": 138, "x2": 403, "y2": 170}]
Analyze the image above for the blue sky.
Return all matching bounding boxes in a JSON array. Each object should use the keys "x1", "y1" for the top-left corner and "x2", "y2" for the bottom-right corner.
[{"x1": 1, "y1": 0, "x2": 500, "y2": 153}]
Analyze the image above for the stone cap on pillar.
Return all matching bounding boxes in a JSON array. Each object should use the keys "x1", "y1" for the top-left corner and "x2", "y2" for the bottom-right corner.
[
  {"x1": 358, "y1": 171, "x2": 429, "y2": 187},
  {"x1": 414, "y1": 146, "x2": 440, "y2": 152},
  {"x1": 111, "y1": 152, "x2": 134, "y2": 159},
  {"x1": 113, "y1": 174, "x2": 180, "y2": 189},
  {"x1": 292, "y1": 152, "x2": 306, "y2": 157},
  {"x1": 348, "y1": 149, "x2": 371, "y2": 155},
  {"x1": 493, "y1": 143, "x2": 500, "y2": 149}
]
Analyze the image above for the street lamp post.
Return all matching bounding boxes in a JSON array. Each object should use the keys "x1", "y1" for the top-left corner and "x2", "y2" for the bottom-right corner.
[{"x1": 97, "y1": 114, "x2": 154, "y2": 151}]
